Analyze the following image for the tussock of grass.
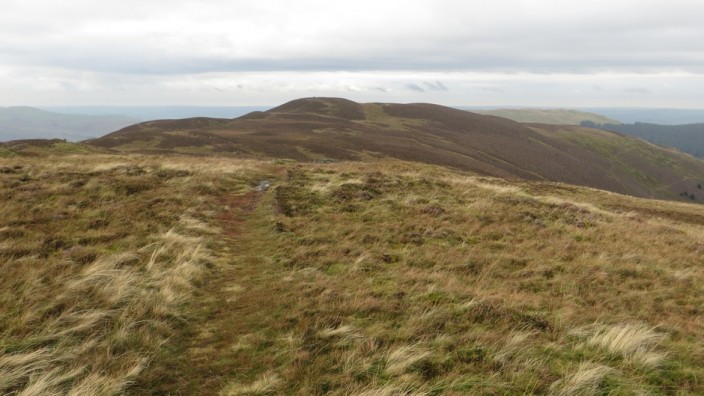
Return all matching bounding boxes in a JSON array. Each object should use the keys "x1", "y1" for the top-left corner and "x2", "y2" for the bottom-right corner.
[
  {"x1": 319, "y1": 325, "x2": 357, "y2": 339},
  {"x1": 579, "y1": 322, "x2": 667, "y2": 367},
  {"x1": 352, "y1": 384, "x2": 429, "y2": 396},
  {"x1": 385, "y1": 344, "x2": 432, "y2": 376},
  {"x1": 492, "y1": 331, "x2": 538, "y2": 367},
  {"x1": 219, "y1": 373, "x2": 282, "y2": 396},
  {"x1": 549, "y1": 362, "x2": 614, "y2": 396}
]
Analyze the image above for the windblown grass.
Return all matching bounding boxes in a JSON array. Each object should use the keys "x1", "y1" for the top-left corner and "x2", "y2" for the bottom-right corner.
[
  {"x1": 2, "y1": 155, "x2": 703, "y2": 394},
  {"x1": 0, "y1": 155, "x2": 267, "y2": 394},
  {"x1": 584, "y1": 323, "x2": 667, "y2": 367},
  {"x1": 549, "y1": 363, "x2": 614, "y2": 396},
  {"x1": 219, "y1": 372, "x2": 282, "y2": 396}
]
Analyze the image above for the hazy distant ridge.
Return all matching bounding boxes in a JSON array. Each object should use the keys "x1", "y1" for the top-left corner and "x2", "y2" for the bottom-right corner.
[
  {"x1": 587, "y1": 121, "x2": 704, "y2": 158},
  {"x1": 0, "y1": 107, "x2": 139, "y2": 142},
  {"x1": 42, "y1": 106, "x2": 270, "y2": 122}
]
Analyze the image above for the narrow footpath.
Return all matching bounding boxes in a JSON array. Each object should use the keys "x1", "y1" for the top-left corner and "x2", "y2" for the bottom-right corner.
[{"x1": 132, "y1": 186, "x2": 292, "y2": 395}]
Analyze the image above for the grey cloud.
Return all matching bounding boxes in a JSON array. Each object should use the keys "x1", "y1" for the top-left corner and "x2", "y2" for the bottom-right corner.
[
  {"x1": 423, "y1": 81, "x2": 448, "y2": 91},
  {"x1": 1, "y1": 0, "x2": 704, "y2": 76},
  {"x1": 2, "y1": 0, "x2": 704, "y2": 106}
]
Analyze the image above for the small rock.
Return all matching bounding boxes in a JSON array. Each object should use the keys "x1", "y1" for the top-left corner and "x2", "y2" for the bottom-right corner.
[{"x1": 255, "y1": 180, "x2": 271, "y2": 192}]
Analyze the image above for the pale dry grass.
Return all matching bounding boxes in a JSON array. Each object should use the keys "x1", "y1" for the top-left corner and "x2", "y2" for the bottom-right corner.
[
  {"x1": 0, "y1": 219, "x2": 213, "y2": 394},
  {"x1": 90, "y1": 161, "x2": 133, "y2": 172},
  {"x1": 158, "y1": 157, "x2": 265, "y2": 177},
  {"x1": 583, "y1": 323, "x2": 667, "y2": 367},
  {"x1": 340, "y1": 339, "x2": 379, "y2": 380},
  {"x1": 219, "y1": 372, "x2": 282, "y2": 396},
  {"x1": 180, "y1": 214, "x2": 221, "y2": 235},
  {"x1": 492, "y1": 331, "x2": 542, "y2": 372},
  {"x1": 549, "y1": 362, "x2": 613, "y2": 396},
  {"x1": 539, "y1": 195, "x2": 613, "y2": 217},
  {"x1": 0, "y1": 154, "x2": 268, "y2": 394},
  {"x1": 385, "y1": 344, "x2": 432, "y2": 376},
  {"x1": 472, "y1": 180, "x2": 524, "y2": 196},
  {"x1": 319, "y1": 325, "x2": 360, "y2": 340},
  {"x1": 317, "y1": 325, "x2": 364, "y2": 350},
  {"x1": 352, "y1": 384, "x2": 429, "y2": 396}
]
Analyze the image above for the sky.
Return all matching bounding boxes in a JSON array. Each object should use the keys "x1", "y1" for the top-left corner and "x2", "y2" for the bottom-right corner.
[{"x1": 1, "y1": 0, "x2": 704, "y2": 107}]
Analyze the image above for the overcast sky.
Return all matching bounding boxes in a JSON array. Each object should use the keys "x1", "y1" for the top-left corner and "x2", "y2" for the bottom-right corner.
[{"x1": 1, "y1": 0, "x2": 704, "y2": 107}]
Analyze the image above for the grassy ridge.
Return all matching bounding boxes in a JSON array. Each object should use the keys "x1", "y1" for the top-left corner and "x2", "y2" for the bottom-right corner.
[
  {"x1": 1, "y1": 154, "x2": 703, "y2": 394},
  {"x1": 473, "y1": 108, "x2": 621, "y2": 126}
]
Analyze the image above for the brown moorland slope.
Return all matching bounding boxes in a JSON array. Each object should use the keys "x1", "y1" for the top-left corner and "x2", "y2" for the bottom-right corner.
[{"x1": 86, "y1": 97, "x2": 704, "y2": 202}]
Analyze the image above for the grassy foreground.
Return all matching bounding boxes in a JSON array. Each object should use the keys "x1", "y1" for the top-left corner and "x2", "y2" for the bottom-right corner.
[{"x1": 1, "y1": 154, "x2": 703, "y2": 395}]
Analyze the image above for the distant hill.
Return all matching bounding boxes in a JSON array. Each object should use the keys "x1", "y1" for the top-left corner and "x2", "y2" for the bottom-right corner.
[
  {"x1": 585, "y1": 121, "x2": 704, "y2": 158},
  {"x1": 0, "y1": 107, "x2": 139, "y2": 142},
  {"x1": 86, "y1": 97, "x2": 704, "y2": 202},
  {"x1": 472, "y1": 108, "x2": 621, "y2": 125}
]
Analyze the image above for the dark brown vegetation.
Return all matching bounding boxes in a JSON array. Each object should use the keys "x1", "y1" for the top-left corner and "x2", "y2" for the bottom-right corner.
[{"x1": 86, "y1": 97, "x2": 704, "y2": 202}]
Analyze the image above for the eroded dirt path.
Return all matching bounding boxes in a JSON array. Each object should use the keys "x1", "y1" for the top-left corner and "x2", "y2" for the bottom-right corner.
[{"x1": 131, "y1": 186, "x2": 289, "y2": 395}]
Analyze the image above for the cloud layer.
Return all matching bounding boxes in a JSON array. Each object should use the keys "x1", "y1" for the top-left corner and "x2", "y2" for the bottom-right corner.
[{"x1": 1, "y1": 0, "x2": 703, "y2": 106}]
